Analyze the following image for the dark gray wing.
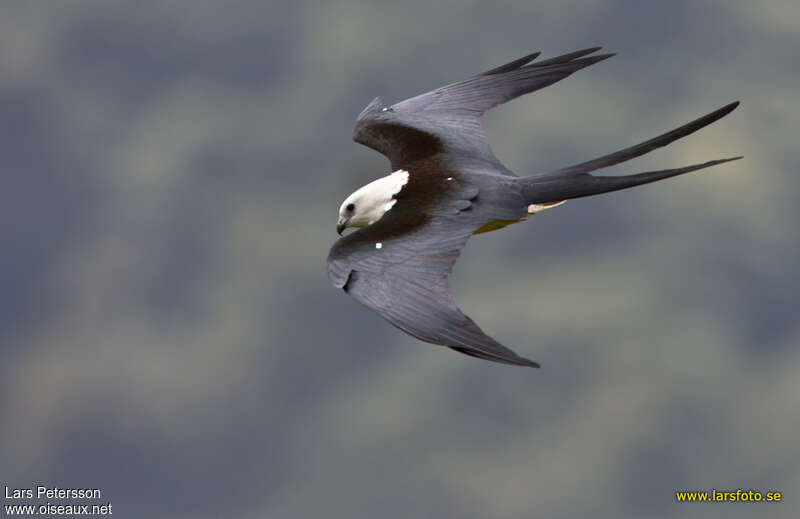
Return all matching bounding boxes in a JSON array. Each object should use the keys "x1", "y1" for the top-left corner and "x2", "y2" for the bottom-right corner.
[
  {"x1": 327, "y1": 185, "x2": 539, "y2": 368},
  {"x1": 353, "y1": 48, "x2": 613, "y2": 170}
]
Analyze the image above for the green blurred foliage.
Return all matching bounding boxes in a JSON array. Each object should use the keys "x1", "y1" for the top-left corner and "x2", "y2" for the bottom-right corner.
[{"x1": 0, "y1": 1, "x2": 797, "y2": 518}]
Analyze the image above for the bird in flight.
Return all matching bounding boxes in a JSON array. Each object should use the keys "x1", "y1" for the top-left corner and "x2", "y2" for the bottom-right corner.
[{"x1": 327, "y1": 47, "x2": 740, "y2": 367}]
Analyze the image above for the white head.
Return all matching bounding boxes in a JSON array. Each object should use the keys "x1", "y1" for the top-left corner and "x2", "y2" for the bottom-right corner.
[{"x1": 337, "y1": 170, "x2": 409, "y2": 234}]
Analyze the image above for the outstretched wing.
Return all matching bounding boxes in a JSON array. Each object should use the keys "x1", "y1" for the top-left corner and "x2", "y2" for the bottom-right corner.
[
  {"x1": 353, "y1": 48, "x2": 613, "y2": 170},
  {"x1": 327, "y1": 178, "x2": 539, "y2": 368}
]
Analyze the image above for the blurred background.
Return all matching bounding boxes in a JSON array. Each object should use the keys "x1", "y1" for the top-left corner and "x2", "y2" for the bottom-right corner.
[{"x1": 1, "y1": 1, "x2": 797, "y2": 518}]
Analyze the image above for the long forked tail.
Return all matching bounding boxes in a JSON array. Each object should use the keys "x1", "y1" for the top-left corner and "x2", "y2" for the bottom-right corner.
[{"x1": 521, "y1": 102, "x2": 741, "y2": 204}]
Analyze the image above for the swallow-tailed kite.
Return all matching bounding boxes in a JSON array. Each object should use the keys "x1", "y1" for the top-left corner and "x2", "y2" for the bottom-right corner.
[{"x1": 327, "y1": 47, "x2": 739, "y2": 367}]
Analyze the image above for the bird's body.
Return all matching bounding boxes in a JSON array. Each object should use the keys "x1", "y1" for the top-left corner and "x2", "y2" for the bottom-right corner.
[{"x1": 328, "y1": 47, "x2": 740, "y2": 367}]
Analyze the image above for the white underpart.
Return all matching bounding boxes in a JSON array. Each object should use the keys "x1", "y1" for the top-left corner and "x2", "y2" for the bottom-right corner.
[
  {"x1": 528, "y1": 200, "x2": 566, "y2": 214},
  {"x1": 375, "y1": 242, "x2": 383, "y2": 249},
  {"x1": 339, "y1": 170, "x2": 410, "y2": 228}
]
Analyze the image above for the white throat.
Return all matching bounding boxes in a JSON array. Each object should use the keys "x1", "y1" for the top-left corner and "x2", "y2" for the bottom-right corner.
[{"x1": 340, "y1": 170, "x2": 409, "y2": 227}]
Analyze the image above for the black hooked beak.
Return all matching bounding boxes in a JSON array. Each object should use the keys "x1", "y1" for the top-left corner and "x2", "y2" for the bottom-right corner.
[{"x1": 336, "y1": 216, "x2": 349, "y2": 235}]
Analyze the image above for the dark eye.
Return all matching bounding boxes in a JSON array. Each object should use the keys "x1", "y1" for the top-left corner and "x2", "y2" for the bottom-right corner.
[{"x1": 346, "y1": 203, "x2": 355, "y2": 212}]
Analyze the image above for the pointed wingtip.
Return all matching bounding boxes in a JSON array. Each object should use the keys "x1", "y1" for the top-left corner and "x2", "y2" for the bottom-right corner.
[
  {"x1": 717, "y1": 101, "x2": 740, "y2": 117},
  {"x1": 588, "y1": 52, "x2": 617, "y2": 63},
  {"x1": 500, "y1": 356, "x2": 541, "y2": 368},
  {"x1": 484, "y1": 47, "x2": 609, "y2": 75},
  {"x1": 513, "y1": 353, "x2": 541, "y2": 368},
  {"x1": 590, "y1": 52, "x2": 616, "y2": 62},
  {"x1": 480, "y1": 51, "x2": 542, "y2": 75},
  {"x1": 561, "y1": 46, "x2": 604, "y2": 56},
  {"x1": 529, "y1": 47, "x2": 609, "y2": 68},
  {"x1": 719, "y1": 155, "x2": 744, "y2": 163},
  {"x1": 557, "y1": 46, "x2": 605, "y2": 58}
]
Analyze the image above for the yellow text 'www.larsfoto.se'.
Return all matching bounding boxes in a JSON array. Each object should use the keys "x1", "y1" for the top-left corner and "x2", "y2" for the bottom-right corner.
[{"x1": 676, "y1": 489, "x2": 782, "y2": 503}]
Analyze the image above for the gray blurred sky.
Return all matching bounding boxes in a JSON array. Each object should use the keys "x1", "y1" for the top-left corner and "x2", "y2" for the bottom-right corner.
[{"x1": 1, "y1": 1, "x2": 798, "y2": 518}]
